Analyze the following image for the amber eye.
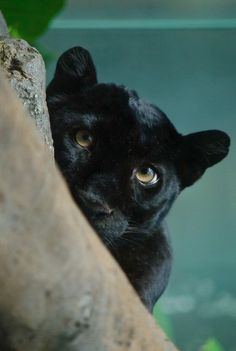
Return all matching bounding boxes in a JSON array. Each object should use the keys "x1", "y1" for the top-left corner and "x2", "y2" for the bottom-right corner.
[
  {"x1": 135, "y1": 166, "x2": 159, "y2": 186},
  {"x1": 75, "y1": 130, "x2": 93, "y2": 148}
]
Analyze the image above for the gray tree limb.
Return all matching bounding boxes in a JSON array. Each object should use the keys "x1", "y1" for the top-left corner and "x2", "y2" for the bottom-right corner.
[
  {"x1": 0, "y1": 36, "x2": 53, "y2": 154},
  {"x1": 0, "y1": 11, "x2": 8, "y2": 37}
]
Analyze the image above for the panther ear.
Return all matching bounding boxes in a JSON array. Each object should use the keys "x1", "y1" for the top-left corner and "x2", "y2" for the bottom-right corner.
[
  {"x1": 47, "y1": 46, "x2": 97, "y2": 96},
  {"x1": 176, "y1": 130, "x2": 230, "y2": 188}
]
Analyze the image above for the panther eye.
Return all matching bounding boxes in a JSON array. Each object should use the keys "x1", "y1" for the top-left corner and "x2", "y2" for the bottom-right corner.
[
  {"x1": 75, "y1": 130, "x2": 93, "y2": 148},
  {"x1": 135, "y1": 166, "x2": 159, "y2": 186}
]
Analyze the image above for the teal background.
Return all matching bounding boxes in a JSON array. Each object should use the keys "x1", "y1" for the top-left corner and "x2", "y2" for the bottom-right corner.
[{"x1": 39, "y1": 1, "x2": 235, "y2": 350}]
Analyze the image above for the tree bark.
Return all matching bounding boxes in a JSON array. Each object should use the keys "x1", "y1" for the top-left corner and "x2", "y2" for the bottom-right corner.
[
  {"x1": 0, "y1": 72, "x2": 178, "y2": 350},
  {"x1": 0, "y1": 35, "x2": 53, "y2": 154}
]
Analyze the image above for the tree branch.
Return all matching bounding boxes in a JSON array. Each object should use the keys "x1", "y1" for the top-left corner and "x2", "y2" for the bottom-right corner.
[{"x1": 0, "y1": 36, "x2": 53, "y2": 154}]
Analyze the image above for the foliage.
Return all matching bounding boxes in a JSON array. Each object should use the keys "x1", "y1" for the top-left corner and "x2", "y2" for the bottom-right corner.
[
  {"x1": 153, "y1": 304, "x2": 174, "y2": 341},
  {"x1": 201, "y1": 338, "x2": 225, "y2": 351},
  {"x1": 0, "y1": 0, "x2": 65, "y2": 42},
  {"x1": 153, "y1": 305, "x2": 226, "y2": 351}
]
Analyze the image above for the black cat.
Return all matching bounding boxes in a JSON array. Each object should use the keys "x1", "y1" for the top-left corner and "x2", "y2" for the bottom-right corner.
[{"x1": 47, "y1": 47, "x2": 230, "y2": 312}]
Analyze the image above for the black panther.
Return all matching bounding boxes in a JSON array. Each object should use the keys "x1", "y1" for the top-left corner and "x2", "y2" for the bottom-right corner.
[{"x1": 47, "y1": 47, "x2": 230, "y2": 312}]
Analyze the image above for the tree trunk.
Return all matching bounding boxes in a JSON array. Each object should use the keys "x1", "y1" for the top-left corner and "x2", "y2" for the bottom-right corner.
[{"x1": 0, "y1": 33, "x2": 53, "y2": 154}]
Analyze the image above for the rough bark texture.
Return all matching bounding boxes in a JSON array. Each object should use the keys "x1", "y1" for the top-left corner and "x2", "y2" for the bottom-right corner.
[
  {"x1": 0, "y1": 36, "x2": 53, "y2": 154},
  {"x1": 0, "y1": 72, "x2": 178, "y2": 351}
]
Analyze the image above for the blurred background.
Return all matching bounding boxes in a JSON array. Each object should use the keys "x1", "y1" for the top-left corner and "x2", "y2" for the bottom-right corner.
[{"x1": 1, "y1": 1, "x2": 235, "y2": 350}]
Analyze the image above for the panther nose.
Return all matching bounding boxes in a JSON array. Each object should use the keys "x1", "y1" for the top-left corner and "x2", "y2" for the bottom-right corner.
[
  {"x1": 78, "y1": 191, "x2": 114, "y2": 216},
  {"x1": 89, "y1": 201, "x2": 114, "y2": 216}
]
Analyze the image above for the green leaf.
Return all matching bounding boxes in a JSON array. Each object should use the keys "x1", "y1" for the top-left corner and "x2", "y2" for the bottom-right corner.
[
  {"x1": 0, "y1": 0, "x2": 66, "y2": 42},
  {"x1": 8, "y1": 26, "x2": 21, "y2": 38},
  {"x1": 201, "y1": 338, "x2": 225, "y2": 351},
  {"x1": 153, "y1": 304, "x2": 174, "y2": 340}
]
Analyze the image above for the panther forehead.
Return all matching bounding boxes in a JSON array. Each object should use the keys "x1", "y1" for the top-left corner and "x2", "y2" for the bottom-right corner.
[{"x1": 128, "y1": 96, "x2": 162, "y2": 128}]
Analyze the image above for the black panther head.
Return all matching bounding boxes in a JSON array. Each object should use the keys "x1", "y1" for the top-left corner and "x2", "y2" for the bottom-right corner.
[{"x1": 47, "y1": 47, "x2": 230, "y2": 247}]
